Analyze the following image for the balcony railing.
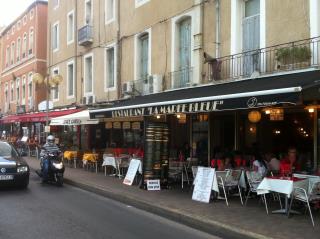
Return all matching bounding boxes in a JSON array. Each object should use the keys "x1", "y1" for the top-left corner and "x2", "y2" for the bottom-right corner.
[
  {"x1": 78, "y1": 25, "x2": 93, "y2": 46},
  {"x1": 168, "y1": 67, "x2": 193, "y2": 90},
  {"x1": 207, "y1": 37, "x2": 320, "y2": 82}
]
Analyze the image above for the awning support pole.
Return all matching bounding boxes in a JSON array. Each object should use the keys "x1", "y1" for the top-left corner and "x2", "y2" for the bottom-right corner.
[{"x1": 314, "y1": 109, "x2": 318, "y2": 171}]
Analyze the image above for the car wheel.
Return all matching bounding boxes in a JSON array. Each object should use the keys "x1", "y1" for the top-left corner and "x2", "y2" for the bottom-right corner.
[{"x1": 19, "y1": 178, "x2": 29, "y2": 189}]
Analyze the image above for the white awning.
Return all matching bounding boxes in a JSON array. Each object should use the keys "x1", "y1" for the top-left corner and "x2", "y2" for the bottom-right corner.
[{"x1": 50, "y1": 110, "x2": 99, "y2": 125}]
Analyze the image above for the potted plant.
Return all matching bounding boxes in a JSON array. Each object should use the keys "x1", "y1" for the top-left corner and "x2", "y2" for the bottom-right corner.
[{"x1": 275, "y1": 46, "x2": 311, "y2": 69}]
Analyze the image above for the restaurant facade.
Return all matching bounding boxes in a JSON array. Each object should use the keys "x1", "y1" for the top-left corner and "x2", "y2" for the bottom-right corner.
[{"x1": 90, "y1": 69, "x2": 320, "y2": 184}]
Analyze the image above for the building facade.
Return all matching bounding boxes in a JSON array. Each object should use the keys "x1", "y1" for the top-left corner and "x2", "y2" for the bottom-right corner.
[
  {"x1": 48, "y1": 0, "x2": 320, "y2": 175},
  {"x1": 0, "y1": 0, "x2": 48, "y2": 115}
]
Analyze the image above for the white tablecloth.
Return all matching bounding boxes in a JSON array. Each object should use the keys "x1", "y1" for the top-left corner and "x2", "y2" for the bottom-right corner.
[
  {"x1": 257, "y1": 177, "x2": 308, "y2": 197},
  {"x1": 293, "y1": 174, "x2": 320, "y2": 193},
  {"x1": 102, "y1": 155, "x2": 117, "y2": 168}
]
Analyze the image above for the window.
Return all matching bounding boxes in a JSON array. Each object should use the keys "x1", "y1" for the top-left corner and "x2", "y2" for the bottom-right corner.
[
  {"x1": 22, "y1": 33, "x2": 27, "y2": 58},
  {"x1": 30, "y1": 9, "x2": 34, "y2": 19},
  {"x1": 6, "y1": 46, "x2": 10, "y2": 66},
  {"x1": 85, "y1": 0, "x2": 92, "y2": 24},
  {"x1": 138, "y1": 33, "x2": 149, "y2": 81},
  {"x1": 16, "y1": 78, "x2": 20, "y2": 102},
  {"x1": 135, "y1": 0, "x2": 150, "y2": 8},
  {"x1": 17, "y1": 38, "x2": 21, "y2": 61},
  {"x1": 105, "y1": 47, "x2": 115, "y2": 88},
  {"x1": 67, "y1": 11, "x2": 74, "y2": 44},
  {"x1": 242, "y1": 0, "x2": 260, "y2": 76},
  {"x1": 53, "y1": 0, "x2": 59, "y2": 9},
  {"x1": 12, "y1": 26, "x2": 15, "y2": 34},
  {"x1": 67, "y1": 61, "x2": 75, "y2": 97},
  {"x1": 28, "y1": 73, "x2": 33, "y2": 98},
  {"x1": 177, "y1": 17, "x2": 191, "y2": 87},
  {"x1": 5, "y1": 83, "x2": 8, "y2": 105},
  {"x1": 10, "y1": 42, "x2": 15, "y2": 64},
  {"x1": 105, "y1": 0, "x2": 115, "y2": 23},
  {"x1": 22, "y1": 76, "x2": 26, "y2": 100},
  {"x1": 17, "y1": 21, "x2": 21, "y2": 29},
  {"x1": 84, "y1": 54, "x2": 93, "y2": 94},
  {"x1": 23, "y1": 15, "x2": 27, "y2": 25},
  {"x1": 29, "y1": 29, "x2": 34, "y2": 55},
  {"x1": 52, "y1": 22, "x2": 59, "y2": 51},
  {"x1": 52, "y1": 68, "x2": 59, "y2": 100},
  {"x1": 10, "y1": 81, "x2": 14, "y2": 101}
]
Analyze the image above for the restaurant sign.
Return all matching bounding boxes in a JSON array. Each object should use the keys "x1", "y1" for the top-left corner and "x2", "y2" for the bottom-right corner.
[
  {"x1": 63, "y1": 119, "x2": 82, "y2": 125},
  {"x1": 90, "y1": 92, "x2": 300, "y2": 119},
  {"x1": 112, "y1": 100, "x2": 224, "y2": 117}
]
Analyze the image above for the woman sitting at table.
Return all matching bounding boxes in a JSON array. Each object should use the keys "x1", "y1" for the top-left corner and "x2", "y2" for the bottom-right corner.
[
  {"x1": 280, "y1": 147, "x2": 301, "y2": 173},
  {"x1": 253, "y1": 154, "x2": 268, "y2": 176}
]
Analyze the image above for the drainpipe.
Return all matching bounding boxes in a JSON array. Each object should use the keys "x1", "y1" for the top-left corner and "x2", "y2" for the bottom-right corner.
[
  {"x1": 215, "y1": 0, "x2": 221, "y2": 58},
  {"x1": 116, "y1": 0, "x2": 121, "y2": 100},
  {"x1": 314, "y1": 110, "x2": 318, "y2": 172},
  {"x1": 75, "y1": 0, "x2": 78, "y2": 104}
]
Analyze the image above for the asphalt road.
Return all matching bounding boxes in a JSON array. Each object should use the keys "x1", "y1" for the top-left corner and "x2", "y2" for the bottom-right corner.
[{"x1": 0, "y1": 172, "x2": 222, "y2": 239}]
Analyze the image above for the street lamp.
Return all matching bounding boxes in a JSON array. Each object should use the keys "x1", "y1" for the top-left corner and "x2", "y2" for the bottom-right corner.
[{"x1": 32, "y1": 73, "x2": 63, "y2": 136}]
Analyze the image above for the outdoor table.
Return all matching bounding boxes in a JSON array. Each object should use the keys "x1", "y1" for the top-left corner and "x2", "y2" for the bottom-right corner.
[
  {"x1": 64, "y1": 151, "x2": 77, "y2": 167},
  {"x1": 257, "y1": 176, "x2": 308, "y2": 214},
  {"x1": 102, "y1": 154, "x2": 118, "y2": 176},
  {"x1": 293, "y1": 173, "x2": 320, "y2": 193},
  {"x1": 82, "y1": 153, "x2": 99, "y2": 173},
  {"x1": 102, "y1": 154, "x2": 133, "y2": 178}
]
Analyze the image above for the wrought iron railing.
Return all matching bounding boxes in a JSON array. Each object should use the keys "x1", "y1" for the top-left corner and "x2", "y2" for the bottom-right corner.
[
  {"x1": 207, "y1": 37, "x2": 320, "y2": 82},
  {"x1": 168, "y1": 67, "x2": 193, "y2": 89}
]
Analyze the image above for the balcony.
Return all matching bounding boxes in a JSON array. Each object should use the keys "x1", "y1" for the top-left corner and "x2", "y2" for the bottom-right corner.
[
  {"x1": 78, "y1": 25, "x2": 93, "y2": 46},
  {"x1": 206, "y1": 37, "x2": 320, "y2": 82},
  {"x1": 168, "y1": 67, "x2": 193, "y2": 90}
]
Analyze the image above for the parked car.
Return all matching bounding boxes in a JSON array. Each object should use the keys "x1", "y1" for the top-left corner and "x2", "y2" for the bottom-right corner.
[{"x1": 0, "y1": 141, "x2": 30, "y2": 188}]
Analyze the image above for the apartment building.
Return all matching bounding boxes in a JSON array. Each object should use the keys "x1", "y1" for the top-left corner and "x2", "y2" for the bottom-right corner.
[{"x1": 0, "y1": 0, "x2": 48, "y2": 115}]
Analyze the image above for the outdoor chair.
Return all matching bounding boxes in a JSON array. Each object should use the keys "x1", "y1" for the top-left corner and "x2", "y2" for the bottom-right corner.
[
  {"x1": 217, "y1": 169, "x2": 243, "y2": 206},
  {"x1": 118, "y1": 155, "x2": 131, "y2": 177},
  {"x1": 168, "y1": 161, "x2": 189, "y2": 189},
  {"x1": 245, "y1": 171, "x2": 269, "y2": 214},
  {"x1": 288, "y1": 181, "x2": 320, "y2": 227}
]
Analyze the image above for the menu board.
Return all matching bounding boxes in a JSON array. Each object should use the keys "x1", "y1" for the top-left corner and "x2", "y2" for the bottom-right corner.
[
  {"x1": 192, "y1": 167, "x2": 215, "y2": 203},
  {"x1": 123, "y1": 159, "x2": 141, "y2": 186}
]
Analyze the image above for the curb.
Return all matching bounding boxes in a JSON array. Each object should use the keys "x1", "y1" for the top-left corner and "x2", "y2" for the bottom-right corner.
[
  {"x1": 28, "y1": 165, "x2": 272, "y2": 239},
  {"x1": 64, "y1": 178, "x2": 273, "y2": 239}
]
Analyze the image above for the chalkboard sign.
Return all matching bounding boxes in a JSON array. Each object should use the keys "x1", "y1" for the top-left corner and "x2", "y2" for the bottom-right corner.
[
  {"x1": 123, "y1": 159, "x2": 141, "y2": 186},
  {"x1": 192, "y1": 167, "x2": 215, "y2": 203}
]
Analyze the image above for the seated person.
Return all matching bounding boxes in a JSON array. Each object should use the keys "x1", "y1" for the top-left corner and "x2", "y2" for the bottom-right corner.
[
  {"x1": 252, "y1": 154, "x2": 268, "y2": 176},
  {"x1": 280, "y1": 147, "x2": 301, "y2": 173},
  {"x1": 264, "y1": 152, "x2": 280, "y2": 172}
]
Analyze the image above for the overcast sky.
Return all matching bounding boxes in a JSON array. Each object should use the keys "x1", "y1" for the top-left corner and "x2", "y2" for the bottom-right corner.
[{"x1": 0, "y1": 0, "x2": 45, "y2": 27}]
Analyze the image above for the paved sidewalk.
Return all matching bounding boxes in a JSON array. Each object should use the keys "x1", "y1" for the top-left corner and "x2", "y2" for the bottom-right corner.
[{"x1": 25, "y1": 157, "x2": 319, "y2": 239}]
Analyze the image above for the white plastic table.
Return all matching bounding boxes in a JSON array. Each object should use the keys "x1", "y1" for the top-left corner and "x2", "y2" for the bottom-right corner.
[{"x1": 257, "y1": 177, "x2": 308, "y2": 214}]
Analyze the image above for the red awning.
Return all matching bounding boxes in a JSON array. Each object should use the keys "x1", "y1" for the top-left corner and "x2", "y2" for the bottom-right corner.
[{"x1": 0, "y1": 108, "x2": 82, "y2": 124}]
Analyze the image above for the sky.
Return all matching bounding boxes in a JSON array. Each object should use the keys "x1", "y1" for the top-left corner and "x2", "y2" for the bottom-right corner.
[{"x1": 0, "y1": 0, "x2": 46, "y2": 27}]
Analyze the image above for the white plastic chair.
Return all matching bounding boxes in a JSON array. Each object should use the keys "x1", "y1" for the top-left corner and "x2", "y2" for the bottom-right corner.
[
  {"x1": 245, "y1": 171, "x2": 269, "y2": 214},
  {"x1": 217, "y1": 169, "x2": 243, "y2": 206},
  {"x1": 288, "y1": 181, "x2": 320, "y2": 227}
]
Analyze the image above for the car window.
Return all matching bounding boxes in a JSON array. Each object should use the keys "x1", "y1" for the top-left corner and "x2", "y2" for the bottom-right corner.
[{"x1": 0, "y1": 142, "x2": 18, "y2": 158}]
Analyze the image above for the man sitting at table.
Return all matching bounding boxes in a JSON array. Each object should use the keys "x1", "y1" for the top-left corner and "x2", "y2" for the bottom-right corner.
[
  {"x1": 280, "y1": 147, "x2": 301, "y2": 173},
  {"x1": 264, "y1": 152, "x2": 280, "y2": 173}
]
